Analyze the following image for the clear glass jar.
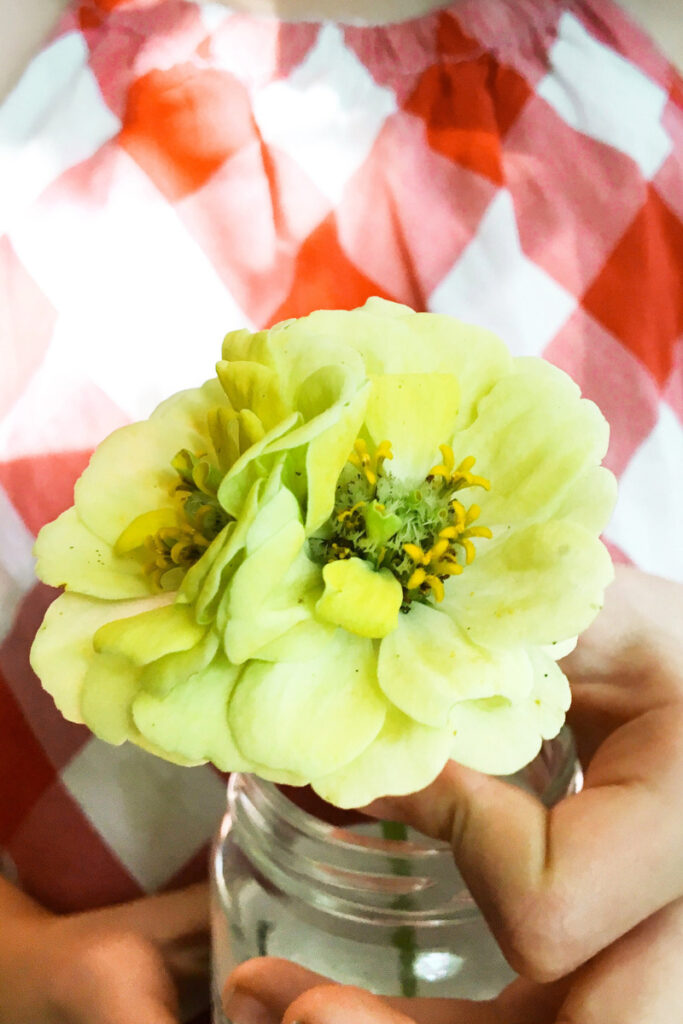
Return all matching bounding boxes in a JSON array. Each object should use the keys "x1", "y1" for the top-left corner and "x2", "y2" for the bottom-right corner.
[{"x1": 211, "y1": 728, "x2": 582, "y2": 1022}]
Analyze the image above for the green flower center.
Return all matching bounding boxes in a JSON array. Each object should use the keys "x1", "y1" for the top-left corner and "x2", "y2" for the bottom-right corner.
[
  {"x1": 309, "y1": 440, "x2": 492, "y2": 610},
  {"x1": 143, "y1": 449, "x2": 232, "y2": 591}
]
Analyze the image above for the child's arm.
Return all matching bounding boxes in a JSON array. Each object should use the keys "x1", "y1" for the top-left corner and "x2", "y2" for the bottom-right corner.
[{"x1": 0, "y1": 876, "x2": 209, "y2": 1023}]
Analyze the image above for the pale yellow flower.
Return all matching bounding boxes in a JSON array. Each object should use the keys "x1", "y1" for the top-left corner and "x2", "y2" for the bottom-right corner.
[{"x1": 31, "y1": 300, "x2": 615, "y2": 806}]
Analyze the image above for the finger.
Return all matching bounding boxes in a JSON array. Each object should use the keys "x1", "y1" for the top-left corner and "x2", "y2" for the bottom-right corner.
[
  {"x1": 223, "y1": 957, "x2": 501, "y2": 1024},
  {"x1": 83, "y1": 882, "x2": 210, "y2": 947},
  {"x1": 554, "y1": 896, "x2": 683, "y2": 1024},
  {"x1": 285, "y1": 985, "x2": 416, "y2": 1024},
  {"x1": 363, "y1": 705, "x2": 683, "y2": 983}
]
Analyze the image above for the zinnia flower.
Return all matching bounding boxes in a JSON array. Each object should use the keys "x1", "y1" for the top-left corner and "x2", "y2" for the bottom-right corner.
[{"x1": 30, "y1": 299, "x2": 615, "y2": 807}]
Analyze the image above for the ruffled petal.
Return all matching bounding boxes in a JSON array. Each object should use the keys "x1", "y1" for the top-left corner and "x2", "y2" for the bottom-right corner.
[
  {"x1": 363, "y1": 373, "x2": 460, "y2": 481},
  {"x1": 132, "y1": 651, "x2": 252, "y2": 771},
  {"x1": 449, "y1": 645, "x2": 571, "y2": 776},
  {"x1": 552, "y1": 465, "x2": 617, "y2": 533},
  {"x1": 29, "y1": 592, "x2": 167, "y2": 723},
  {"x1": 228, "y1": 632, "x2": 386, "y2": 779},
  {"x1": 444, "y1": 519, "x2": 614, "y2": 647},
  {"x1": 223, "y1": 491, "x2": 314, "y2": 663},
  {"x1": 378, "y1": 602, "x2": 533, "y2": 727},
  {"x1": 80, "y1": 651, "x2": 142, "y2": 745},
  {"x1": 74, "y1": 379, "x2": 227, "y2": 545},
  {"x1": 313, "y1": 705, "x2": 453, "y2": 808},
  {"x1": 315, "y1": 557, "x2": 403, "y2": 639},
  {"x1": 34, "y1": 507, "x2": 151, "y2": 599},
  {"x1": 453, "y1": 359, "x2": 610, "y2": 527},
  {"x1": 93, "y1": 602, "x2": 207, "y2": 666}
]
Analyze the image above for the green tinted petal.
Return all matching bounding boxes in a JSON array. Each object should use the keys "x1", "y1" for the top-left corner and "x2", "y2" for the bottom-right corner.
[
  {"x1": 445, "y1": 520, "x2": 614, "y2": 647},
  {"x1": 223, "y1": 503, "x2": 310, "y2": 664},
  {"x1": 453, "y1": 360, "x2": 610, "y2": 527},
  {"x1": 315, "y1": 557, "x2": 402, "y2": 639},
  {"x1": 93, "y1": 602, "x2": 207, "y2": 666},
  {"x1": 29, "y1": 592, "x2": 165, "y2": 723},
  {"x1": 313, "y1": 706, "x2": 452, "y2": 809},
  {"x1": 552, "y1": 466, "x2": 617, "y2": 533},
  {"x1": 75, "y1": 379, "x2": 226, "y2": 545},
  {"x1": 378, "y1": 602, "x2": 533, "y2": 727},
  {"x1": 139, "y1": 632, "x2": 220, "y2": 699},
  {"x1": 216, "y1": 360, "x2": 289, "y2": 431},
  {"x1": 364, "y1": 373, "x2": 459, "y2": 481},
  {"x1": 80, "y1": 651, "x2": 141, "y2": 745},
  {"x1": 450, "y1": 698, "x2": 545, "y2": 776},
  {"x1": 449, "y1": 646, "x2": 571, "y2": 775},
  {"x1": 132, "y1": 651, "x2": 251, "y2": 771},
  {"x1": 228, "y1": 632, "x2": 386, "y2": 778},
  {"x1": 34, "y1": 508, "x2": 151, "y2": 599},
  {"x1": 304, "y1": 384, "x2": 370, "y2": 532}
]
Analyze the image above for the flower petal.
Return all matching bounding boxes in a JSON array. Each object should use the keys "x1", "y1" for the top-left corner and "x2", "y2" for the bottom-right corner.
[
  {"x1": 29, "y1": 592, "x2": 167, "y2": 723},
  {"x1": 315, "y1": 557, "x2": 403, "y2": 639},
  {"x1": 75, "y1": 379, "x2": 227, "y2": 545},
  {"x1": 552, "y1": 465, "x2": 617, "y2": 533},
  {"x1": 132, "y1": 651, "x2": 252, "y2": 771},
  {"x1": 34, "y1": 508, "x2": 151, "y2": 599},
  {"x1": 453, "y1": 360, "x2": 610, "y2": 527},
  {"x1": 449, "y1": 646, "x2": 571, "y2": 776},
  {"x1": 364, "y1": 373, "x2": 460, "y2": 481},
  {"x1": 313, "y1": 705, "x2": 453, "y2": 809},
  {"x1": 80, "y1": 651, "x2": 142, "y2": 745},
  {"x1": 445, "y1": 519, "x2": 614, "y2": 647},
  {"x1": 228, "y1": 632, "x2": 386, "y2": 779},
  {"x1": 93, "y1": 602, "x2": 207, "y2": 666},
  {"x1": 378, "y1": 601, "x2": 534, "y2": 727}
]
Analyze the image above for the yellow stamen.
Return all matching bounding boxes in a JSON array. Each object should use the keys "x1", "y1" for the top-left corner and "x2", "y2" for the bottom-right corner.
[
  {"x1": 427, "y1": 538, "x2": 450, "y2": 562},
  {"x1": 403, "y1": 542, "x2": 427, "y2": 564},
  {"x1": 424, "y1": 575, "x2": 444, "y2": 602},
  {"x1": 347, "y1": 438, "x2": 393, "y2": 488},
  {"x1": 407, "y1": 567, "x2": 427, "y2": 589}
]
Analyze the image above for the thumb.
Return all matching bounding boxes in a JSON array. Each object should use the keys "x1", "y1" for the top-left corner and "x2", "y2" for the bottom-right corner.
[
  {"x1": 363, "y1": 736, "x2": 683, "y2": 986},
  {"x1": 364, "y1": 761, "x2": 549, "y2": 976}
]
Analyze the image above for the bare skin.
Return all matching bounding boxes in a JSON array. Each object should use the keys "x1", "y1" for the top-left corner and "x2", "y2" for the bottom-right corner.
[
  {"x1": 225, "y1": 565, "x2": 683, "y2": 1024},
  {"x1": 0, "y1": 0, "x2": 681, "y2": 101}
]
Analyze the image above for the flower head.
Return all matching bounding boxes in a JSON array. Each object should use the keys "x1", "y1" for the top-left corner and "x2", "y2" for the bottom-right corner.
[{"x1": 31, "y1": 299, "x2": 616, "y2": 807}]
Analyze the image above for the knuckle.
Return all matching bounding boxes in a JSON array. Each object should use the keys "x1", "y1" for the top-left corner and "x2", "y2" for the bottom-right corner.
[
  {"x1": 285, "y1": 984, "x2": 375, "y2": 1023},
  {"x1": 500, "y1": 892, "x2": 583, "y2": 983}
]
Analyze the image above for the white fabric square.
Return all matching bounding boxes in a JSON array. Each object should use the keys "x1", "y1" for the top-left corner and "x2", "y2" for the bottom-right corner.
[
  {"x1": 9, "y1": 149, "x2": 249, "y2": 420},
  {"x1": 429, "y1": 190, "x2": 576, "y2": 357},
  {"x1": 605, "y1": 402, "x2": 683, "y2": 582},
  {"x1": 0, "y1": 485, "x2": 36, "y2": 642},
  {"x1": 252, "y1": 23, "x2": 397, "y2": 204},
  {"x1": 61, "y1": 738, "x2": 227, "y2": 892},
  {"x1": 537, "y1": 13, "x2": 672, "y2": 179},
  {"x1": 0, "y1": 33, "x2": 121, "y2": 236}
]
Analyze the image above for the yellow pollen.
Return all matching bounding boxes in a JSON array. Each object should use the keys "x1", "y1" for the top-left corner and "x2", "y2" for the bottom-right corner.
[
  {"x1": 407, "y1": 567, "x2": 427, "y2": 589},
  {"x1": 347, "y1": 438, "x2": 394, "y2": 488},
  {"x1": 424, "y1": 575, "x2": 445, "y2": 602}
]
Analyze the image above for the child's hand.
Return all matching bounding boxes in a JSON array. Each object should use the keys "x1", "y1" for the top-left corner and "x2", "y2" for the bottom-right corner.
[{"x1": 0, "y1": 881, "x2": 210, "y2": 1024}]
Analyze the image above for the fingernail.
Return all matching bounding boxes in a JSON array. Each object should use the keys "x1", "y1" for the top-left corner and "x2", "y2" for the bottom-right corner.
[{"x1": 223, "y1": 988, "x2": 280, "y2": 1024}]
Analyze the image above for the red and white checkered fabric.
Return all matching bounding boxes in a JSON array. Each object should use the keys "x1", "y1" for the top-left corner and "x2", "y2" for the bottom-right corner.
[{"x1": 0, "y1": 0, "x2": 681, "y2": 989}]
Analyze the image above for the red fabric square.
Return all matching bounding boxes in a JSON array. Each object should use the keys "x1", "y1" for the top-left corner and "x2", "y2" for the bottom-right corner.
[
  {"x1": 0, "y1": 675, "x2": 57, "y2": 844},
  {"x1": 0, "y1": 584, "x2": 91, "y2": 771},
  {"x1": 336, "y1": 110, "x2": 496, "y2": 306},
  {"x1": 119, "y1": 65, "x2": 258, "y2": 200},
  {"x1": 267, "y1": 214, "x2": 395, "y2": 325},
  {"x1": 582, "y1": 186, "x2": 683, "y2": 387},
  {"x1": 8, "y1": 777, "x2": 143, "y2": 913},
  {"x1": 0, "y1": 239, "x2": 56, "y2": 420},
  {"x1": 0, "y1": 450, "x2": 93, "y2": 536},
  {"x1": 544, "y1": 307, "x2": 660, "y2": 476},
  {"x1": 404, "y1": 55, "x2": 531, "y2": 186},
  {"x1": 503, "y1": 95, "x2": 646, "y2": 296}
]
